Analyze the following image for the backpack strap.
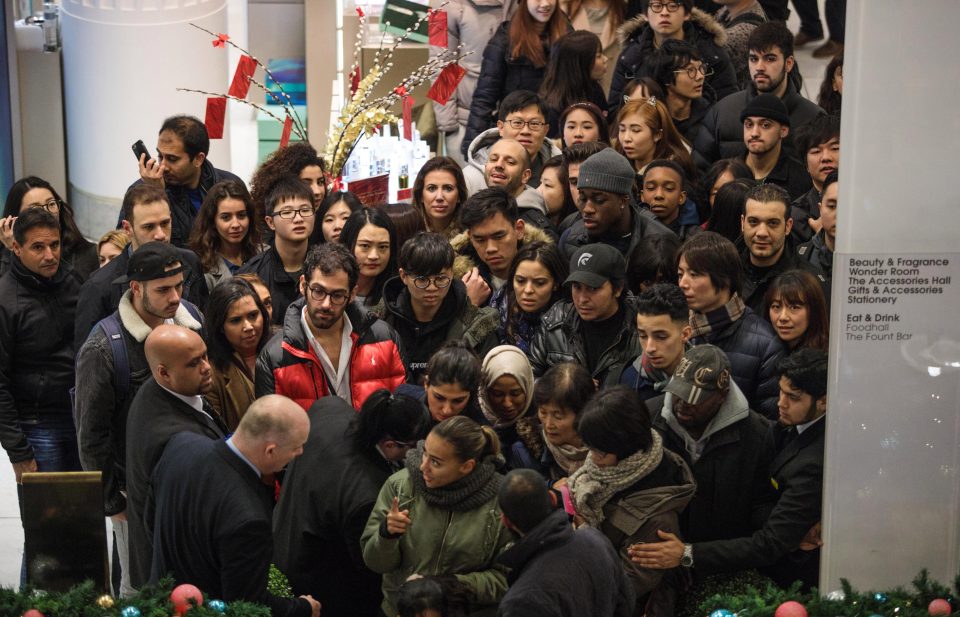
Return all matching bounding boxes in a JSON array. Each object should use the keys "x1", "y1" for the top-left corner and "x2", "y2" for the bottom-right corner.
[{"x1": 98, "y1": 314, "x2": 130, "y2": 402}]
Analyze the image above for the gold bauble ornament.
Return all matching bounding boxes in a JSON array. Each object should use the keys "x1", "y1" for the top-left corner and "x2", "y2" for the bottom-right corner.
[{"x1": 96, "y1": 594, "x2": 115, "y2": 609}]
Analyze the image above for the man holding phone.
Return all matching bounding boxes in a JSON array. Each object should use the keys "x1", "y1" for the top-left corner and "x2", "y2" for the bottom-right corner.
[{"x1": 129, "y1": 115, "x2": 243, "y2": 248}]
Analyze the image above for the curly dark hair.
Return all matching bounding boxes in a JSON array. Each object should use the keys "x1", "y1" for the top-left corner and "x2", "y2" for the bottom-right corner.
[
  {"x1": 188, "y1": 180, "x2": 262, "y2": 274},
  {"x1": 816, "y1": 54, "x2": 843, "y2": 116},
  {"x1": 249, "y1": 142, "x2": 326, "y2": 217}
]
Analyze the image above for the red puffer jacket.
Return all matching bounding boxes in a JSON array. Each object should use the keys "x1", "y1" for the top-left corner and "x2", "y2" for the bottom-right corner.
[{"x1": 255, "y1": 298, "x2": 408, "y2": 410}]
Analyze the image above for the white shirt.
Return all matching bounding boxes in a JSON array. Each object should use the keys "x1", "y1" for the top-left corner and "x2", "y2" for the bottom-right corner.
[
  {"x1": 301, "y1": 306, "x2": 354, "y2": 403},
  {"x1": 226, "y1": 436, "x2": 261, "y2": 478},
  {"x1": 158, "y1": 383, "x2": 214, "y2": 422},
  {"x1": 796, "y1": 413, "x2": 825, "y2": 435}
]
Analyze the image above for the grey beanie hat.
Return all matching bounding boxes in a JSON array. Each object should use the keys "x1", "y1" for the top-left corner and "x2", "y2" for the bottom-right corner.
[{"x1": 576, "y1": 148, "x2": 636, "y2": 196}]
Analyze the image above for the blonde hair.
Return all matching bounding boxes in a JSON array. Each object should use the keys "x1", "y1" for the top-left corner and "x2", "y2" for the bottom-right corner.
[
  {"x1": 432, "y1": 415, "x2": 500, "y2": 462},
  {"x1": 614, "y1": 98, "x2": 696, "y2": 179},
  {"x1": 98, "y1": 229, "x2": 131, "y2": 254}
]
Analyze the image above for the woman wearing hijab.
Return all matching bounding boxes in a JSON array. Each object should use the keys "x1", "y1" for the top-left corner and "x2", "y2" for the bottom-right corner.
[{"x1": 477, "y1": 345, "x2": 535, "y2": 469}]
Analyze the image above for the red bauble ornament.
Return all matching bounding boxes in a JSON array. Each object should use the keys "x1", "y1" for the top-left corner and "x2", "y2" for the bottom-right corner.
[
  {"x1": 22, "y1": 610, "x2": 44, "y2": 617},
  {"x1": 171, "y1": 584, "x2": 204, "y2": 615},
  {"x1": 929, "y1": 599, "x2": 952, "y2": 616},
  {"x1": 775, "y1": 601, "x2": 808, "y2": 617}
]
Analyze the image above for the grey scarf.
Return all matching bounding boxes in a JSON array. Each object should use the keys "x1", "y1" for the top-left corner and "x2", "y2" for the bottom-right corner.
[
  {"x1": 404, "y1": 443, "x2": 503, "y2": 512},
  {"x1": 567, "y1": 431, "x2": 664, "y2": 527}
]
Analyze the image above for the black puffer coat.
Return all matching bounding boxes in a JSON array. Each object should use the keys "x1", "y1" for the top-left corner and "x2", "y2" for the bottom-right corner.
[
  {"x1": 690, "y1": 307, "x2": 786, "y2": 418},
  {"x1": 608, "y1": 9, "x2": 739, "y2": 118},
  {"x1": 693, "y1": 81, "x2": 824, "y2": 166},
  {"x1": 0, "y1": 258, "x2": 82, "y2": 462},
  {"x1": 463, "y1": 20, "x2": 561, "y2": 156}
]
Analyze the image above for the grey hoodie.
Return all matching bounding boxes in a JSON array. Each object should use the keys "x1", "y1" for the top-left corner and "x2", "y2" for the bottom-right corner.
[
  {"x1": 660, "y1": 379, "x2": 750, "y2": 464},
  {"x1": 462, "y1": 127, "x2": 562, "y2": 197}
]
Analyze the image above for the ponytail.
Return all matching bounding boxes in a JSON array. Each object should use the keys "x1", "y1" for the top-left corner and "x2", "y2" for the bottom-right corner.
[
  {"x1": 479, "y1": 425, "x2": 501, "y2": 459},
  {"x1": 432, "y1": 415, "x2": 500, "y2": 463}
]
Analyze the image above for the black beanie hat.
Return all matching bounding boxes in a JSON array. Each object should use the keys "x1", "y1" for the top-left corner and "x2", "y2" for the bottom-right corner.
[{"x1": 739, "y1": 93, "x2": 790, "y2": 126}]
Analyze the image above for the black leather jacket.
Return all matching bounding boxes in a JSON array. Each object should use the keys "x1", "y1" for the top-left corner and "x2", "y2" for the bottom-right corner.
[{"x1": 0, "y1": 257, "x2": 83, "y2": 463}]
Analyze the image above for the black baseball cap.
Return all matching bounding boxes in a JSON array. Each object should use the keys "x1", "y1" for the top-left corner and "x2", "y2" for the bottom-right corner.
[
  {"x1": 112, "y1": 241, "x2": 185, "y2": 284},
  {"x1": 565, "y1": 243, "x2": 626, "y2": 288}
]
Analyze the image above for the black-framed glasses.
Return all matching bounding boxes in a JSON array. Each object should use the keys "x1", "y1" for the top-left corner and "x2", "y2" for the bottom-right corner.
[
  {"x1": 505, "y1": 118, "x2": 547, "y2": 131},
  {"x1": 412, "y1": 274, "x2": 452, "y2": 290},
  {"x1": 25, "y1": 198, "x2": 60, "y2": 213},
  {"x1": 648, "y1": 1, "x2": 682, "y2": 12},
  {"x1": 272, "y1": 206, "x2": 315, "y2": 220},
  {"x1": 307, "y1": 285, "x2": 350, "y2": 305},
  {"x1": 673, "y1": 64, "x2": 714, "y2": 79}
]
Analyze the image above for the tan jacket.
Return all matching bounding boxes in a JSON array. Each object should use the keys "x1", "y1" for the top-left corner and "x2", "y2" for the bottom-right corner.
[{"x1": 205, "y1": 354, "x2": 255, "y2": 432}]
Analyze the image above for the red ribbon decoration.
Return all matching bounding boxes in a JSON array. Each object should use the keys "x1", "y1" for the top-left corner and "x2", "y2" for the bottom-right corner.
[
  {"x1": 428, "y1": 9, "x2": 448, "y2": 48},
  {"x1": 356, "y1": 7, "x2": 364, "y2": 18},
  {"x1": 280, "y1": 116, "x2": 294, "y2": 148},
  {"x1": 350, "y1": 66, "x2": 361, "y2": 97},
  {"x1": 427, "y1": 63, "x2": 466, "y2": 106},
  {"x1": 402, "y1": 95, "x2": 414, "y2": 141},
  {"x1": 205, "y1": 97, "x2": 226, "y2": 139},
  {"x1": 228, "y1": 55, "x2": 258, "y2": 99},
  {"x1": 332, "y1": 176, "x2": 344, "y2": 192},
  {"x1": 212, "y1": 33, "x2": 229, "y2": 48}
]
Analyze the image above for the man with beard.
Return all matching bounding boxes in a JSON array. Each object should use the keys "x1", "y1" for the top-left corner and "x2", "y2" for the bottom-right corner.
[
  {"x1": 75, "y1": 242, "x2": 205, "y2": 596},
  {"x1": 739, "y1": 95, "x2": 812, "y2": 201},
  {"x1": 256, "y1": 243, "x2": 406, "y2": 409},
  {"x1": 631, "y1": 348, "x2": 827, "y2": 590},
  {"x1": 481, "y1": 139, "x2": 554, "y2": 239},
  {"x1": 739, "y1": 183, "x2": 825, "y2": 313},
  {"x1": 694, "y1": 22, "x2": 824, "y2": 165}
]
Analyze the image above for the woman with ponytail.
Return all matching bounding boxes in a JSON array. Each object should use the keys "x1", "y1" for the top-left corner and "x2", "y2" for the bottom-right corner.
[{"x1": 362, "y1": 415, "x2": 514, "y2": 617}]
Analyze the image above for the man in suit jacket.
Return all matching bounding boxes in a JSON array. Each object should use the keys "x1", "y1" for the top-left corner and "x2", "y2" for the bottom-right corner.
[
  {"x1": 149, "y1": 395, "x2": 319, "y2": 617},
  {"x1": 125, "y1": 324, "x2": 228, "y2": 590},
  {"x1": 631, "y1": 348, "x2": 827, "y2": 588}
]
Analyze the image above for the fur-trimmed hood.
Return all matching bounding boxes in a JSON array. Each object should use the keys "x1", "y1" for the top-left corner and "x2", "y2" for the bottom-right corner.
[
  {"x1": 617, "y1": 7, "x2": 726, "y2": 47},
  {"x1": 117, "y1": 289, "x2": 203, "y2": 342},
  {"x1": 450, "y1": 223, "x2": 555, "y2": 280}
]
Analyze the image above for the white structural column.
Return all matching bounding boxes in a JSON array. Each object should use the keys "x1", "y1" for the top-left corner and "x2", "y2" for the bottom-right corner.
[
  {"x1": 60, "y1": 0, "x2": 231, "y2": 238},
  {"x1": 822, "y1": 1, "x2": 960, "y2": 591}
]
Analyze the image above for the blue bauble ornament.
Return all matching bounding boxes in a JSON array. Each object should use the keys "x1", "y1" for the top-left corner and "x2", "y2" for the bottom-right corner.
[
  {"x1": 875, "y1": 593, "x2": 889, "y2": 603},
  {"x1": 711, "y1": 610, "x2": 735, "y2": 617},
  {"x1": 208, "y1": 599, "x2": 226, "y2": 613},
  {"x1": 120, "y1": 607, "x2": 141, "y2": 617}
]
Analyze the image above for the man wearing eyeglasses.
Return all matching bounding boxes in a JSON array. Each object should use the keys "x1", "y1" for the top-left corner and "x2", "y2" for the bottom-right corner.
[
  {"x1": 608, "y1": 0, "x2": 738, "y2": 120},
  {"x1": 238, "y1": 178, "x2": 316, "y2": 326},
  {"x1": 255, "y1": 242, "x2": 407, "y2": 411},
  {"x1": 462, "y1": 90, "x2": 561, "y2": 198},
  {"x1": 645, "y1": 40, "x2": 713, "y2": 147},
  {"x1": 381, "y1": 232, "x2": 499, "y2": 385}
]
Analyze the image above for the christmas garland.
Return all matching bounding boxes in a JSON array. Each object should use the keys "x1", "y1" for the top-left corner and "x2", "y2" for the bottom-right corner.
[
  {"x1": 702, "y1": 570, "x2": 960, "y2": 617},
  {"x1": 1, "y1": 570, "x2": 296, "y2": 617}
]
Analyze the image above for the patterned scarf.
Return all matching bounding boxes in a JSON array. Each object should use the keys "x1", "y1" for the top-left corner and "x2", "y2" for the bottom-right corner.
[
  {"x1": 689, "y1": 294, "x2": 746, "y2": 339},
  {"x1": 404, "y1": 444, "x2": 503, "y2": 512},
  {"x1": 567, "y1": 431, "x2": 664, "y2": 527},
  {"x1": 543, "y1": 431, "x2": 590, "y2": 476}
]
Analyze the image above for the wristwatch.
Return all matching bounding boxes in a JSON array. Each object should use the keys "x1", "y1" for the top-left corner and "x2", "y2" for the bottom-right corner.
[{"x1": 680, "y1": 543, "x2": 694, "y2": 567}]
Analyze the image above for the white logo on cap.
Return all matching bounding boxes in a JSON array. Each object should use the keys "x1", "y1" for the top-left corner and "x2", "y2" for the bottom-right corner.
[{"x1": 577, "y1": 253, "x2": 593, "y2": 267}]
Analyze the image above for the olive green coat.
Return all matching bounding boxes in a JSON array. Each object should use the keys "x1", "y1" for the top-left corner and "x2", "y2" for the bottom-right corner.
[{"x1": 361, "y1": 468, "x2": 515, "y2": 617}]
